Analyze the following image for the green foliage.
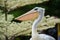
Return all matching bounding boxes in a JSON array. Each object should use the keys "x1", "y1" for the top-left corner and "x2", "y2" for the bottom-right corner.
[
  {"x1": 9, "y1": 3, "x2": 47, "y2": 18},
  {"x1": 8, "y1": 0, "x2": 60, "y2": 18},
  {"x1": 0, "y1": 33, "x2": 6, "y2": 40},
  {"x1": 0, "y1": 0, "x2": 48, "y2": 10}
]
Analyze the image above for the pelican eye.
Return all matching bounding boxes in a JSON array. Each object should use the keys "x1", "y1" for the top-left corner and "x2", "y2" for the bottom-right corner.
[{"x1": 34, "y1": 8, "x2": 38, "y2": 10}]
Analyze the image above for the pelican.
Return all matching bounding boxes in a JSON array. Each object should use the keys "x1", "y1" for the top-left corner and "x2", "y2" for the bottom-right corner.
[{"x1": 15, "y1": 7, "x2": 55, "y2": 40}]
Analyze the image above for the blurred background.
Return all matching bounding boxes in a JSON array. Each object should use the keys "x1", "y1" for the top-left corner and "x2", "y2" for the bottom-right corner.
[
  {"x1": 9, "y1": 0, "x2": 60, "y2": 40},
  {"x1": 0, "y1": 0, "x2": 60, "y2": 40}
]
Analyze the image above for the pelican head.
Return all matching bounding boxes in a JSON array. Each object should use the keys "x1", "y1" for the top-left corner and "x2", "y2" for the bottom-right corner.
[{"x1": 32, "y1": 7, "x2": 45, "y2": 15}]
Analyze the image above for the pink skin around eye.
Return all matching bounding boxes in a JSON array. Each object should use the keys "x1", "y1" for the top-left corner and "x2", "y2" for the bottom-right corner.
[{"x1": 16, "y1": 12, "x2": 39, "y2": 21}]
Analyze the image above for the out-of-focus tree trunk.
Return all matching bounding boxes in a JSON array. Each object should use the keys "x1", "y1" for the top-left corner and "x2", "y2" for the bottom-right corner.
[
  {"x1": 4, "y1": 0, "x2": 8, "y2": 21},
  {"x1": 58, "y1": 23, "x2": 60, "y2": 36}
]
